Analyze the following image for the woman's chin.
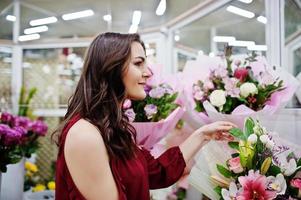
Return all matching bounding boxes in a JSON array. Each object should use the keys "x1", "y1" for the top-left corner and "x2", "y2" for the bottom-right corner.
[{"x1": 128, "y1": 92, "x2": 146, "y2": 101}]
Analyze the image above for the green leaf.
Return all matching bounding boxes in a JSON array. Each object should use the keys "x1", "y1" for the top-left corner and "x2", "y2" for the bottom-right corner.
[
  {"x1": 231, "y1": 153, "x2": 240, "y2": 158},
  {"x1": 267, "y1": 165, "x2": 281, "y2": 176},
  {"x1": 228, "y1": 141, "x2": 239, "y2": 150},
  {"x1": 214, "y1": 186, "x2": 222, "y2": 196},
  {"x1": 297, "y1": 158, "x2": 301, "y2": 167},
  {"x1": 229, "y1": 128, "x2": 245, "y2": 140},
  {"x1": 216, "y1": 164, "x2": 232, "y2": 178},
  {"x1": 244, "y1": 118, "x2": 255, "y2": 138}
]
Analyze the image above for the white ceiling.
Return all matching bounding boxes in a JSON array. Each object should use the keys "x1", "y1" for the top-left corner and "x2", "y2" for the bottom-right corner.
[{"x1": 0, "y1": 0, "x2": 205, "y2": 40}]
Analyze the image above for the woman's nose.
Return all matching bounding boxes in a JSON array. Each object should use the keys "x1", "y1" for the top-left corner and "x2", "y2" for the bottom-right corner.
[{"x1": 142, "y1": 66, "x2": 153, "y2": 78}]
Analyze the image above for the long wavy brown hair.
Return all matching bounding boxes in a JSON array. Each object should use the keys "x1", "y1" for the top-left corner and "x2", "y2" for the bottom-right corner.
[{"x1": 53, "y1": 32, "x2": 145, "y2": 160}]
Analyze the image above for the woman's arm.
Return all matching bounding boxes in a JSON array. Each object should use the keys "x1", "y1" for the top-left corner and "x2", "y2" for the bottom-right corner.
[
  {"x1": 64, "y1": 119, "x2": 118, "y2": 200},
  {"x1": 179, "y1": 121, "x2": 236, "y2": 165}
]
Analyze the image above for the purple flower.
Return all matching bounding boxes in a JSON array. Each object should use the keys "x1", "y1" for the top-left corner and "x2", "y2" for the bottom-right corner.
[
  {"x1": 1, "y1": 112, "x2": 13, "y2": 124},
  {"x1": 123, "y1": 99, "x2": 132, "y2": 109},
  {"x1": 193, "y1": 91, "x2": 204, "y2": 101},
  {"x1": 0, "y1": 124, "x2": 10, "y2": 135},
  {"x1": 124, "y1": 109, "x2": 136, "y2": 122},
  {"x1": 2, "y1": 127, "x2": 23, "y2": 145},
  {"x1": 30, "y1": 120, "x2": 48, "y2": 136},
  {"x1": 257, "y1": 71, "x2": 275, "y2": 86},
  {"x1": 213, "y1": 65, "x2": 228, "y2": 78},
  {"x1": 223, "y1": 77, "x2": 240, "y2": 97},
  {"x1": 13, "y1": 116, "x2": 31, "y2": 129},
  {"x1": 161, "y1": 84, "x2": 174, "y2": 95},
  {"x1": 203, "y1": 78, "x2": 214, "y2": 91},
  {"x1": 144, "y1": 104, "x2": 158, "y2": 119},
  {"x1": 14, "y1": 126, "x2": 27, "y2": 136},
  {"x1": 149, "y1": 87, "x2": 165, "y2": 98},
  {"x1": 143, "y1": 84, "x2": 152, "y2": 95}
]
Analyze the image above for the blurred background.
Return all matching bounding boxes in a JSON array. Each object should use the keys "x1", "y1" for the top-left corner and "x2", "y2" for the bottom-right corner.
[{"x1": 0, "y1": 0, "x2": 301, "y2": 199}]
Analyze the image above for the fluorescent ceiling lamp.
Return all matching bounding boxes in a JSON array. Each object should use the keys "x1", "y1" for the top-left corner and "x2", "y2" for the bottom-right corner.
[
  {"x1": 228, "y1": 40, "x2": 255, "y2": 47},
  {"x1": 128, "y1": 24, "x2": 138, "y2": 33},
  {"x1": 103, "y1": 14, "x2": 112, "y2": 22},
  {"x1": 132, "y1": 10, "x2": 142, "y2": 25},
  {"x1": 24, "y1": 25, "x2": 48, "y2": 34},
  {"x1": 257, "y1": 16, "x2": 267, "y2": 24},
  {"x1": 174, "y1": 35, "x2": 180, "y2": 41},
  {"x1": 213, "y1": 36, "x2": 236, "y2": 43},
  {"x1": 6, "y1": 15, "x2": 16, "y2": 22},
  {"x1": 238, "y1": 0, "x2": 253, "y2": 3},
  {"x1": 226, "y1": 5, "x2": 255, "y2": 18},
  {"x1": 247, "y1": 45, "x2": 267, "y2": 51},
  {"x1": 62, "y1": 9, "x2": 94, "y2": 21},
  {"x1": 156, "y1": 0, "x2": 166, "y2": 16},
  {"x1": 18, "y1": 34, "x2": 40, "y2": 42},
  {"x1": 30, "y1": 17, "x2": 57, "y2": 26}
]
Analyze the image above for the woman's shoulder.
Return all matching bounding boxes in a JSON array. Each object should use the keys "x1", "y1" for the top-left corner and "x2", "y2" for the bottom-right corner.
[{"x1": 64, "y1": 118, "x2": 107, "y2": 157}]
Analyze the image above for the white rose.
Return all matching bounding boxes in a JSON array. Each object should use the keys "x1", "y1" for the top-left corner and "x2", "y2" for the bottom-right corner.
[
  {"x1": 248, "y1": 134, "x2": 257, "y2": 144},
  {"x1": 209, "y1": 90, "x2": 226, "y2": 107},
  {"x1": 259, "y1": 135, "x2": 269, "y2": 144},
  {"x1": 240, "y1": 82, "x2": 258, "y2": 98}
]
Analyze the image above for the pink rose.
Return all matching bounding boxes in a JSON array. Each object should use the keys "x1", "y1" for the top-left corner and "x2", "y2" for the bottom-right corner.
[
  {"x1": 234, "y1": 67, "x2": 249, "y2": 82},
  {"x1": 228, "y1": 157, "x2": 244, "y2": 174},
  {"x1": 291, "y1": 178, "x2": 301, "y2": 189}
]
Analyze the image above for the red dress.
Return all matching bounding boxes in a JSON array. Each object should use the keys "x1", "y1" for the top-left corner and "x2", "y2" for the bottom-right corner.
[{"x1": 55, "y1": 115, "x2": 186, "y2": 200}]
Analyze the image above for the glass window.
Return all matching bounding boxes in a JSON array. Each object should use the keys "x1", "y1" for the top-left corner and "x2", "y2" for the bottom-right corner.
[
  {"x1": 284, "y1": 0, "x2": 301, "y2": 108},
  {"x1": 173, "y1": 0, "x2": 266, "y2": 71},
  {"x1": 0, "y1": 46, "x2": 12, "y2": 111},
  {"x1": 22, "y1": 47, "x2": 87, "y2": 110}
]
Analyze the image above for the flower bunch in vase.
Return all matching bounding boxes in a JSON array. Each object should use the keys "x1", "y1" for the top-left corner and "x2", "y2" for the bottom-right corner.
[
  {"x1": 212, "y1": 118, "x2": 301, "y2": 199},
  {"x1": 0, "y1": 112, "x2": 48, "y2": 172}
]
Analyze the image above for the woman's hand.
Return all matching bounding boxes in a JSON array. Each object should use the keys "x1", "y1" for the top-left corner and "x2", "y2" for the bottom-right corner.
[{"x1": 198, "y1": 121, "x2": 237, "y2": 143}]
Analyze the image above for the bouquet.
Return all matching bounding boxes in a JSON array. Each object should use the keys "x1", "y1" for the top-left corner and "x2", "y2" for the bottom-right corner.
[
  {"x1": 0, "y1": 112, "x2": 48, "y2": 172},
  {"x1": 123, "y1": 64, "x2": 184, "y2": 150},
  {"x1": 182, "y1": 48, "x2": 299, "y2": 128},
  {"x1": 211, "y1": 118, "x2": 301, "y2": 199}
]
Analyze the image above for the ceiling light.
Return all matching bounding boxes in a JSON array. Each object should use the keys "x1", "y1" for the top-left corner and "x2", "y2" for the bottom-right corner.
[
  {"x1": 238, "y1": 0, "x2": 253, "y2": 3},
  {"x1": 103, "y1": 14, "x2": 112, "y2": 22},
  {"x1": 174, "y1": 35, "x2": 180, "y2": 41},
  {"x1": 209, "y1": 52, "x2": 215, "y2": 57},
  {"x1": 62, "y1": 9, "x2": 94, "y2": 21},
  {"x1": 30, "y1": 17, "x2": 57, "y2": 26},
  {"x1": 247, "y1": 45, "x2": 267, "y2": 51},
  {"x1": 128, "y1": 24, "x2": 138, "y2": 33},
  {"x1": 228, "y1": 40, "x2": 255, "y2": 47},
  {"x1": 226, "y1": 5, "x2": 255, "y2": 18},
  {"x1": 6, "y1": 15, "x2": 16, "y2": 22},
  {"x1": 156, "y1": 0, "x2": 166, "y2": 16},
  {"x1": 24, "y1": 25, "x2": 48, "y2": 34},
  {"x1": 18, "y1": 34, "x2": 40, "y2": 42},
  {"x1": 257, "y1": 16, "x2": 267, "y2": 24},
  {"x1": 213, "y1": 36, "x2": 236, "y2": 43},
  {"x1": 132, "y1": 10, "x2": 142, "y2": 25}
]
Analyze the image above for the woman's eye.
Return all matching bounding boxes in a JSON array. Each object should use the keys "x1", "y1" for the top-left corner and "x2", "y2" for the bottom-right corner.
[{"x1": 135, "y1": 61, "x2": 143, "y2": 66}]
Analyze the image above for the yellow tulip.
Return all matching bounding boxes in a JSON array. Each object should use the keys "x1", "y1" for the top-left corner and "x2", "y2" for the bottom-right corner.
[
  {"x1": 47, "y1": 181, "x2": 56, "y2": 190},
  {"x1": 32, "y1": 184, "x2": 46, "y2": 192},
  {"x1": 261, "y1": 157, "x2": 272, "y2": 175}
]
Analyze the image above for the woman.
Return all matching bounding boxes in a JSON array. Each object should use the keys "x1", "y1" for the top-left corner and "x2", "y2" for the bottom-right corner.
[{"x1": 54, "y1": 32, "x2": 236, "y2": 200}]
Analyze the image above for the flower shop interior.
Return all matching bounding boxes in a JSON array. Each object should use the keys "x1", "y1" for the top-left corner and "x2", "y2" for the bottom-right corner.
[{"x1": 1, "y1": 0, "x2": 301, "y2": 199}]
